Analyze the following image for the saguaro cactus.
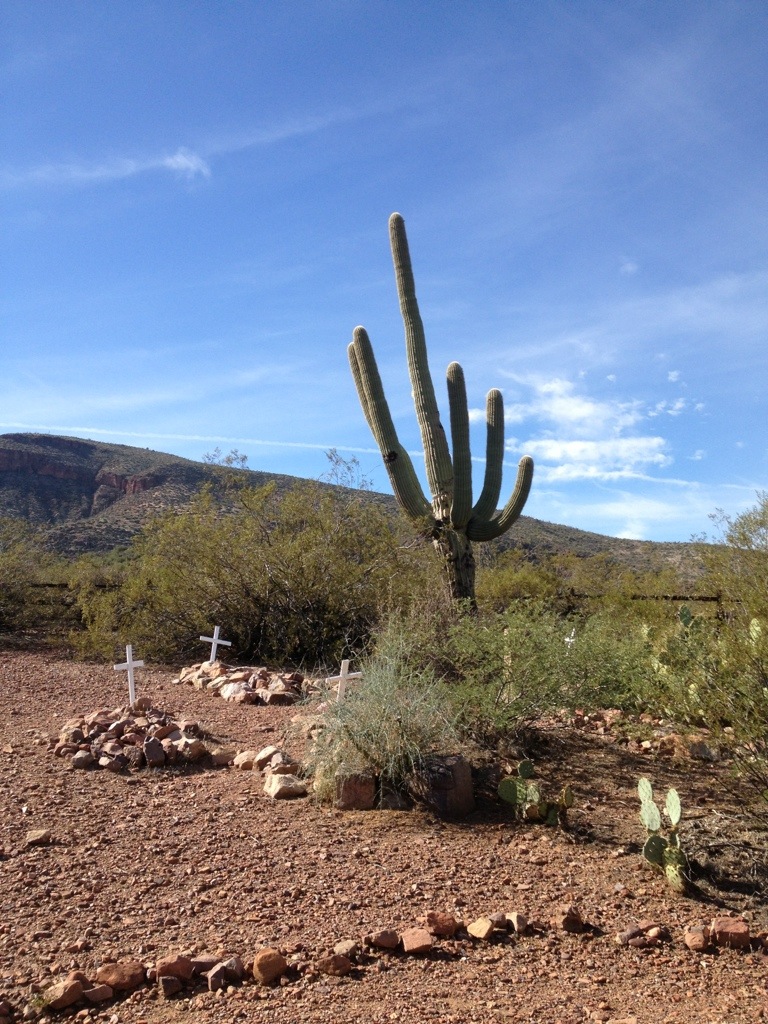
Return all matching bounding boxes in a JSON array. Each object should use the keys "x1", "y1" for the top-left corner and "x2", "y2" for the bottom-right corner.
[{"x1": 348, "y1": 212, "x2": 534, "y2": 605}]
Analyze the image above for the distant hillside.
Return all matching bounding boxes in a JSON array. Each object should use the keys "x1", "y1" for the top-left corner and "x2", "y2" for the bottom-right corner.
[
  {"x1": 0, "y1": 433, "x2": 298, "y2": 556},
  {"x1": 0, "y1": 433, "x2": 700, "y2": 578}
]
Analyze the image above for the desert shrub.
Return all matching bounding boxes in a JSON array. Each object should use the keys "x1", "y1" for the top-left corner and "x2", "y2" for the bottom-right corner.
[
  {"x1": 445, "y1": 603, "x2": 577, "y2": 742},
  {"x1": 306, "y1": 634, "x2": 459, "y2": 802},
  {"x1": 648, "y1": 495, "x2": 768, "y2": 801},
  {"x1": 446, "y1": 604, "x2": 652, "y2": 743},
  {"x1": 370, "y1": 596, "x2": 660, "y2": 747},
  {"x1": 561, "y1": 609, "x2": 658, "y2": 710},
  {"x1": 70, "y1": 480, "x2": 434, "y2": 666},
  {"x1": 0, "y1": 520, "x2": 62, "y2": 639},
  {"x1": 476, "y1": 551, "x2": 561, "y2": 611}
]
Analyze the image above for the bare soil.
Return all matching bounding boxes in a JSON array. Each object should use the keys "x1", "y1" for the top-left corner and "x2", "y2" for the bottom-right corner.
[{"x1": 1, "y1": 651, "x2": 767, "y2": 1023}]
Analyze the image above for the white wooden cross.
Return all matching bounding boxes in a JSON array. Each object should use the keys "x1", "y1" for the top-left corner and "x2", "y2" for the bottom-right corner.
[
  {"x1": 200, "y1": 625, "x2": 232, "y2": 664},
  {"x1": 324, "y1": 659, "x2": 363, "y2": 702},
  {"x1": 113, "y1": 644, "x2": 144, "y2": 705}
]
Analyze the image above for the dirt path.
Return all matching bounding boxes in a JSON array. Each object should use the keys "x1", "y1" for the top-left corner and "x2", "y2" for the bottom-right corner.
[{"x1": 1, "y1": 652, "x2": 766, "y2": 1023}]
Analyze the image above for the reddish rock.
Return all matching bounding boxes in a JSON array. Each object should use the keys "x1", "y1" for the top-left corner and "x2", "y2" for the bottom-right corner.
[
  {"x1": 234, "y1": 750, "x2": 259, "y2": 770},
  {"x1": 507, "y1": 912, "x2": 529, "y2": 934},
  {"x1": 43, "y1": 979, "x2": 83, "y2": 1010},
  {"x1": 467, "y1": 917, "x2": 495, "y2": 940},
  {"x1": 155, "y1": 954, "x2": 194, "y2": 981},
  {"x1": 425, "y1": 911, "x2": 459, "y2": 937},
  {"x1": 335, "y1": 772, "x2": 376, "y2": 811},
  {"x1": 142, "y1": 736, "x2": 165, "y2": 768},
  {"x1": 159, "y1": 975, "x2": 182, "y2": 998},
  {"x1": 82, "y1": 984, "x2": 113, "y2": 1003},
  {"x1": 252, "y1": 947, "x2": 287, "y2": 984},
  {"x1": 205, "y1": 963, "x2": 230, "y2": 992},
  {"x1": 71, "y1": 749, "x2": 95, "y2": 770},
  {"x1": 24, "y1": 829, "x2": 51, "y2": 848},
  {"x1": 95, "y1": 959, "x2": 146, "y2": 992},
  {"x1": 263, "y1": 773, "x2": 307, "y2": 799},
  {"x1": 316, "y1": 953, "x2": 353, "y2": 976},
  {"x1": 366, "y1": 928, "x2": 400, "y2": 950},
  {"x1": 220, "y1": 955, "x2": 245, "y2": 981},
  {"x1": 256, "y1": 745, "x2": 282, "y2": 770},
  {"x1": 710, "y1": 916, "x2": 750, "y2": 949},
  {"x1": 401, "y1": 927, "x2": 433, "y2": 953},
  {"x1": 65, "y1": 970, "x2": 90, "y2": 986},
  {"x1": 554, "y1": 905, "x2": 585, "y2": 933},
  {"x1": 683, "y1": 925, "x2": 712, "y2": 952},
  {"x1": 190, "y1": 954, "x2": 219, "y2": 976},
  {"x1": 333, "y1": 939, "x2": 360, "y2": 958}
]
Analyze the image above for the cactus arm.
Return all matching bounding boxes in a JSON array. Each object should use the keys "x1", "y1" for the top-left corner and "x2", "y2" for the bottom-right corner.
[
  {"x1": 348, "y1": 328, "x2": 432, "y2": 521},
  {"x1": 389, "y1": 212, "x2": 453, "y2": 519},
  {"x1": 347, "y1": 333, "x2": 377, "y2": 433},
  {"x1": 447, "y1": 361, "x2": 472, "y2": 529},
  {"x1": 470, "y1": 388, "x2": 505, "y2": 523},
  {"x1": 466, "y1": 455, "x2": 534, "y2": 542}
]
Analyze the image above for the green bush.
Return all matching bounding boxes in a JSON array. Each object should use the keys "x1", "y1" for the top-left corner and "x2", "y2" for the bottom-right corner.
[
  {"x1": 0, "y1": 519, "x2": 62, "y2": 640},
  {"x1": 446, "y1": 604, "x2": 653, "y2": 743},
  {"x1": 70, "y1": 480, "x2": 434, "y2": 667},
  {"x1": 648, "y1": 495, "x2": 768, "y2": 801},
  {"x1": 306, "y1": 634, "x2": 459, "y2": 803}
]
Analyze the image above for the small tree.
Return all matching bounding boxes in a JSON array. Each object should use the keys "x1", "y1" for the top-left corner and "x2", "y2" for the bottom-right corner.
[
  {"x1": 0, "y1": 519, "x2": 57, "y2": 639},
  {"x1": 348, "y1": 213, "x2": 533, "y2": 608},
  {"x1": 72, "y1": 480, "x2": 435, "y2": 666}
]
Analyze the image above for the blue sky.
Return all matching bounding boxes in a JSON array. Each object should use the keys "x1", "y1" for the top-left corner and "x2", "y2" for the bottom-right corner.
[{"x1": 2, "y1": 1, "x2": 766, "y2": 542}]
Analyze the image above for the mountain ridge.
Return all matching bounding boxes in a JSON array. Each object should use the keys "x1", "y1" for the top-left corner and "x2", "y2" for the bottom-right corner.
[{"x1": 0, "y1": 433, "x2": 697, "y2": 575}]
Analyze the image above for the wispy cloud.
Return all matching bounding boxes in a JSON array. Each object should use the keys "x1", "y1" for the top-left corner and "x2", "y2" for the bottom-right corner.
[
  {"x1": 484, "y1": 375, "x2": 684, "y2": 484},
  {"x1": 0, "y1": 421, "x2": 380, "y2": 456},
  {"x1": 0, "y1": 147, "x2": 211, "y2": 188},
  {"x1": 0, "y1": 104, "x2": 371, "y2": 191}
]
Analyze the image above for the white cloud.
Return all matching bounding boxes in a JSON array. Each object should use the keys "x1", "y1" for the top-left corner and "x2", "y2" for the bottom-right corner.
[
  {"x1": 667, "y1": 370, "x2": 680, "y2": 382},
  {"x1": 1, "y1": 105, "x2": 366, "y2": 191},
  {"x1": 649, "y1": 397, "x2": 687, "y2": 417},
  {"x1": 620, "y1": 261, "x2": 639, "y2": 276},
  {"x1": 521, "y1": 436, "x2": 671, "y2": 481},
  {"x1": 495, "y1": 374, "x2": 678, "y2": 484},
  {"x1": 502, "y1": 376, "x2": 643, "y2": 437},
  {"x1": 160, "y1": 148, "x2": 211, "y2": 179}
]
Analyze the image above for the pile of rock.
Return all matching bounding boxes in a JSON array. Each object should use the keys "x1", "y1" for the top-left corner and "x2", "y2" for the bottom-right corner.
[
  {"x1": 51, "y1": 696, "x2": 211, "y2": 772},
  {"x1": 176, "y1": 661, "x2": 308, "y2": 705},
  {"x1": 232, "y1": 744, "x2": 308, "y2": 799}
]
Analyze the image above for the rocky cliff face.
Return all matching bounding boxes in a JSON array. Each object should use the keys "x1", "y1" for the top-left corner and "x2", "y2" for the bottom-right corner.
[
  {"x1": 0, "y1": 447, "x2": 164, "y2": 519},
  {"x1": 0, "y1": 448, "x2": 161, "y2": 497}
]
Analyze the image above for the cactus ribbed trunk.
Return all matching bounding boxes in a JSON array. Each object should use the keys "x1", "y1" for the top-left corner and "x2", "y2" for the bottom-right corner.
[
  {"x1": 348, "y1": 212, "x2": 534, "y2": 609},
  {"x1": 434, "y1": 527, "x2": 477, "y2": 607}
]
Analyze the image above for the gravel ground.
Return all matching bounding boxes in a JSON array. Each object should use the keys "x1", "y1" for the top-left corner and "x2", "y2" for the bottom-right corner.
[{"x1": 1, "y1": 651, "x2": 767, "y2": 1024}]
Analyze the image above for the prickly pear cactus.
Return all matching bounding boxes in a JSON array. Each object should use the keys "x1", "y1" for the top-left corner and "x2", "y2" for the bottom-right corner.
[
  {"x1": 498, "y1": 762, "x2": 573, "y2": 827},
  {"x1": 663, "y1": 845, "x2": 687, "y2": 894},
  {"x1": 665, "y1": 788, "x2": 682, "y2": 827},
  {"x1": 498, "y1": 776, "x2": 527, "y2": 805},
  {"x1": 637, "y1": 777, "x2": 688, "y2": 894}
]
